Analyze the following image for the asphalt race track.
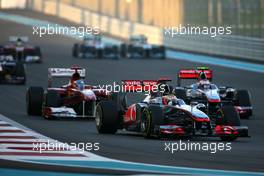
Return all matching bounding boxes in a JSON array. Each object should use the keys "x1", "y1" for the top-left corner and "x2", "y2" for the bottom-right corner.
[{"x1": 0, "y1": 10, "x2": 264, "y2": 172}]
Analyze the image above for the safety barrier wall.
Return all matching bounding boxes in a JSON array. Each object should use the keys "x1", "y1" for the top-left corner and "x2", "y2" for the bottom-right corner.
[{"x1": 1, "y1": 0, "x2": 264, "y2": 62}]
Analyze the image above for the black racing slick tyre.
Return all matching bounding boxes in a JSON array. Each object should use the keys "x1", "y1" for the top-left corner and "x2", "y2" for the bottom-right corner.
[
  {"x1": 220, "y1": 105, "x2": 240, "y2": 141},
  {"x1": 235, "y1": 90, "x2": 252, "y2": 118},
  {"x1": 111, "y1": 92, "x2": 127, "y2": 112},
  {"x1": 161, "y1": 46, "x2": 166, "y2": 59},
  {"x1": 72, "y1": 43, "x2": 79, "y2": 57},
  {"x1": 35, "y1": 46, "x2": 42, "y2": 57},
  {"x1": 235, "y1": 90, "x2": 252, "y2": 107},
  {"x1": 112, "y1": 45, "x2": 119, "y2": 59},
  {"x1": 95, "y1": 101, "x2": 118, "y2": 134},
  {"x1": 120, "y1": 43, "x2": 127, "y2": 58},
  {"x1": 158, "y1": 46, "x2": 166, "y2": 59},
  {"x1": 141, "y1": 108, "x2": 152, "y2": 138},
  {"x1": 45, "y1": 90, "x2": 61, "y2": 107},
  {"x1": 222, "y1": 105, "x2": 241, "y2": 126},
  {"x1": 26, "y1": 87, "x2": 44, "y2": 116}
]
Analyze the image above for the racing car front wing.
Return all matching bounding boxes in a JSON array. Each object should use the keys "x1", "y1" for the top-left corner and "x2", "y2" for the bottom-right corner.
[
  {"x1": 43, "y1": 107, "x2": 95, "y2": 118},
  {"x1": 156, "y1": 124, "x2": 249, "y2": 138}
]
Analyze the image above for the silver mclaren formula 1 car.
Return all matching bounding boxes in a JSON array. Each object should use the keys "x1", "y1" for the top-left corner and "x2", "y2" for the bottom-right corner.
[
  {"x1": 174, "y1": 67, "x2": 253, "y2": 119},
  {"x1": 120, "y1": 35, "x2": 166, "y2": 59},
  {"x1": 95, "y1": 79, "x2": 248, "y2": 141},
  {"x1": 72, "y1": 35, "x2": 119, "y2": 59}
]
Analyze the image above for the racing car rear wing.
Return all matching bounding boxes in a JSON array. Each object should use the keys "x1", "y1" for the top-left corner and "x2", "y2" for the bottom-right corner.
[
  {"x1": 48, "y1": 67, "x2": 85, "y2": 87},
  {"x1": 177, "y1": 67, "x2": 213, "y2": 86},
  {"x1": 122, "y1": 78, "x2": 171, "y2": 92},
  {"x1": 122, "y1": 80, "x2": 157, "y2": 92},
  {"x1": 9, "y1": 36, "x2": 29, "y2": 42}
]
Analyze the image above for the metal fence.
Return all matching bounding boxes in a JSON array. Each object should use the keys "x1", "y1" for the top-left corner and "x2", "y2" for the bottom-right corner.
[{"x1": 183, "y1": 0, "x2": 264, "y2": 38}]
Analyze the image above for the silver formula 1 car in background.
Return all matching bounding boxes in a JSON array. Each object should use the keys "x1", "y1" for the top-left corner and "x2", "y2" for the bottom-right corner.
[
  {"x1": 0, "y1": 36, "x2": 42, "y2": 63},
  {"x1": 120, "y1": 35, "x2": 166, "y2": 59},
  {"x1": 174, "y1": 67, "x2": 253, "y2": 119},
  {"x1": 72, "y1": 35, "x2": 119, "y2": 59}
]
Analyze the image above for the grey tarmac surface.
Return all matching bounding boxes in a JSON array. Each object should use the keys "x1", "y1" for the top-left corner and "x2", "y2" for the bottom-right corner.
[{"x1": 0, "y1": 10, "x2": 264, "y2": 172}]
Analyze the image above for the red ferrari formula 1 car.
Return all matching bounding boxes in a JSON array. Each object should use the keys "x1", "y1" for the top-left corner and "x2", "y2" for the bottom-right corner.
[
  {"x1": 95, "y1": 79, "x2": 249, "y2": 141},
  {"x1": 0, "y1": 36, "x2": 42, "y2": 63},
  {"x1": 26, "y1": 66, "x2": 109, "y2": 119},
  {"x1": 174, "y1": 67, "x2": 253, "y2": 119}
]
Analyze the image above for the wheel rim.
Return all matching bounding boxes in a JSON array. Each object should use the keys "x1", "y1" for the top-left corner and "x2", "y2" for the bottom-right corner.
[
  {"x1": 141, "y1": 109, "x2": 151, "y2": 135},
  {"x1": 95, "y1": 109, "x2": 101, "y2": 127},
  {"x1": 140, "y1": 120, "x2": 146, "y2": 132}
]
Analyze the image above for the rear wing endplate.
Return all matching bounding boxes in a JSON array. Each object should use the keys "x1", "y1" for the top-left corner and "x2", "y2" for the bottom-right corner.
[
  {"x1": 177, "y1": 67, "x2": 213, "y2": 86},
  {"x1": 9, "y1": 36, "x2": 29, "y2": 42},
  {"x1": 48, "y1": 67, "x2": 85, "y2": 87},
  {"x1": 48, "y1": 67, "x2": 85, "y2": 78}
]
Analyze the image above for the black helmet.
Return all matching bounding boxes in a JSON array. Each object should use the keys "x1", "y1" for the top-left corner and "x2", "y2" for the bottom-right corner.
[
  {"x1": 72, "y1": 72, "x2": 80, "y2": 81},
  {"x1": 199, "y1": 72, "x2": 207, "y2": 80}
]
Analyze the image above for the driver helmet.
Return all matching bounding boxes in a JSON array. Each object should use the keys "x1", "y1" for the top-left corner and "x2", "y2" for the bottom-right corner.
[
  {"x1": 199, "y1": 72, "x2": 207, "y2": 80},
  {"x1": 16, "y1": 38, "x2": 23, "y2": 46},
  {"x1": 75, "y1": 80, "x2": 85, "y2": 90},
  {"x1": 72, "y1": 72, "x2": 81, "y2": 81}
]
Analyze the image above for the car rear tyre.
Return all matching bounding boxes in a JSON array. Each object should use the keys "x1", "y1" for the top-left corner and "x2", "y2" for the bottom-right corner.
[
  {"x1": 159, "y1": 46, "x2": 166, "y2": 59},
  {"x1": 120, "y1": 43, "x2": 127, "y2": 58},
  {"x1": 35, "y1": 46, "x2": 42, "y2": 57},
  {"x1": 72, "y1": 43, "x2": 79, "y2": 57},
  {"x1": 235, "y1": 90, "x2": 252, "y2": 107},
  {"x1": 112, "y1": 45, "x2": 119, "y2": 59},
  {"x1": 235, "y1": 90, "x2": 252, "y2": 118},
  {"x1": 222, "y1": 105, "x2": 241, "y2": 126},
  {"x1": 96, "y1": 101, "x2": 118, "y2": 134},
  {"x1": 26, "y1": 87, "x2": 44, "y2": 116}
]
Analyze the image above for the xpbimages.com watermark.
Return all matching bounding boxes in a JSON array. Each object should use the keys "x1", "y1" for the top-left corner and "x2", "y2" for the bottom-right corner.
[
  {"x1": 164, "y1": 140, "x2": 232, "y2": 154},
  {"x1": 33, "y1": 140, "x2": 100, "y2": 153},
  {"x1": 32, "y1": 24, "x2": 100, "y2": 38},
  {"x1": 164, "y1": 24, "x2": 232, "y2": 38},
  {"x1": 97, "y1": 82, "x2": 167, "y2": 93}
]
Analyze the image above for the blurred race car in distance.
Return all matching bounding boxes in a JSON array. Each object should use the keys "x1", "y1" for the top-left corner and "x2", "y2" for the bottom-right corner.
[
  {"x1": 174, "y1": 67, "x2": 253, "y2": 119},
  {"x1": 26, "y1": 66, "x2": 109, "y2": 119},
  {"x1": 72, "y1": 35, "x2": 119, "y2": 59},
  {"x1": 95, "y1": 79, "x2": 248, "y2": 141},
  {"x1": 120, "y1": 35, "x2": 166, "y2": 59},
  {"x1": 0, "y1": 60, "x2": 26, "y2": 84},
  {"x1": 0, "y1": 36, "x2": 42, "y2": 63}
]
